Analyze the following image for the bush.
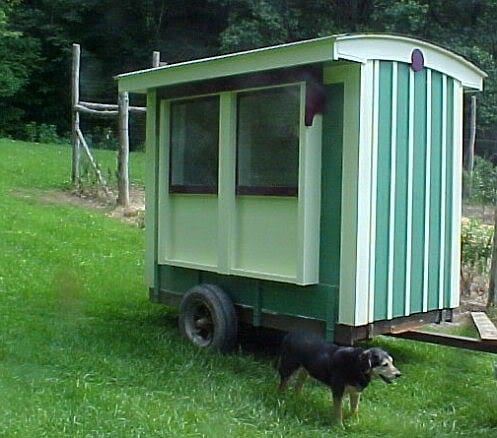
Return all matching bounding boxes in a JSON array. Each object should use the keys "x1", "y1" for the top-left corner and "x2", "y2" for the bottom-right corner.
[
  {"x1": 22, "y1": 122, "x2": 64, "y2": 144},
  {"x1": 460, "y1": 218, "x2": 494, "y2": 296},
  {"x1": 461, "y1": 218, "x2": 493, "y2": 270},
  {"x1": 464, "y1": 156, "x2": 497, "y2": 206}
]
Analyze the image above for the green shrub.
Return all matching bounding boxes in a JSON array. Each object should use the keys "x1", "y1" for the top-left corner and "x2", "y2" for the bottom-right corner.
[
  {"x1": 460, "y1": 218, "x2": 493, "y2": 296},
  {"x1": 37, "y1": 123, "x2": 60, "y2": 144},
  {"x1": 465, "y1": 156, "x2": 497, "y2": 206},
  {"x1": 22, "y1": 121, "x2": 63, "y2": 144},
  {"x1": 461, "y1": 218, "x2": 493, "y2": 272}
]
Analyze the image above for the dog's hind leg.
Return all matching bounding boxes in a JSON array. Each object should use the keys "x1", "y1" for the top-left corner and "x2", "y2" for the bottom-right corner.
[
  {"x1": 294, "y1": 367, "x2": 308, "y2": 391},
  {"x1": 277, "y1": 359, "x2": 300, "y2": 392}
]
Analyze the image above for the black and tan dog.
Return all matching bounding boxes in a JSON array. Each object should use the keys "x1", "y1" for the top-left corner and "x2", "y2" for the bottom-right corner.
[{"x1": 277, "y1": 331, "x2": 401, "y2": 426}]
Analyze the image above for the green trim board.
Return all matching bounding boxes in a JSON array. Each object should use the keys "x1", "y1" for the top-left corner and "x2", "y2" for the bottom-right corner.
[
  {"x1": 144, "y1": 90, "x2": 157, "y2": 288},
  {"x1": 157, "y1": 265, "x2": 338, "y2": 327},
  {"x1": 323, "y1": 63, "x2": 361, "y2": 326},
  {"x1": 320, "y1": 83, "x2": 344, "y2": 287}
]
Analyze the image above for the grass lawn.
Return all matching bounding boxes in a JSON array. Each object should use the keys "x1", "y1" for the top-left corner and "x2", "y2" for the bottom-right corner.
[{"x1": 1, "y1": 138, "x2": 497, "y2": 437}]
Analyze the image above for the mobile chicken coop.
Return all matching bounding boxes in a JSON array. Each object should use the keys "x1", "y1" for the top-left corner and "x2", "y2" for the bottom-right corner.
[{"x1": 117, "y1": 34, "x2": 486, "y2": 351}]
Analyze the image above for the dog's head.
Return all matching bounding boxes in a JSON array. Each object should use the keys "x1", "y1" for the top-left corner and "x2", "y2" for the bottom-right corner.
[{"x1": 360, "y1": 348, "x2": 401, "y2": 383}]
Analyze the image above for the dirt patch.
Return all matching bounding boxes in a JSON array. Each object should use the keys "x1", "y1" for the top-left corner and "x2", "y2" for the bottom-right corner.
[{"x1": 13, "y1": 186, "x2": 145, "y2": 227}]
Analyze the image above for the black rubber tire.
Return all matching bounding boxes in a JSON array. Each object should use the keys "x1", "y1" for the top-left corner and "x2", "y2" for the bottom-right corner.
[{"x1": 178, "y1": 284, "x2": 238, "y2": 353}]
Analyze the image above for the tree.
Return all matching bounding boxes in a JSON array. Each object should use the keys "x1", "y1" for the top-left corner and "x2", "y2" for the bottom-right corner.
[{"x1": 0, "y1": 0, "x2": 41, "y2": 136}]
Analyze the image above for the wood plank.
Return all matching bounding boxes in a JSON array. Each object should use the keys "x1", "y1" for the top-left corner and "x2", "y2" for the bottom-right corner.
[
  {"x1": 471, "y1": 312, "x2": 497, "y2": 341},
  {"x1": 391, "y1": 330, "x2": 497, "y2": 354}
]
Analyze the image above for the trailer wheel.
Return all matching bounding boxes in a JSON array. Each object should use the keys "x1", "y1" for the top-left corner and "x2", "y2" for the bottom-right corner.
[{"x1": 178, "y1": 284, "x2": 238, "y2": 353}]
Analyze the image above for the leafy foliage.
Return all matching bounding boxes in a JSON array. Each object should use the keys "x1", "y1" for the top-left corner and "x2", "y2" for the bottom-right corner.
[
  {"x1": 471, "y1": 156, "x2": 497, "y2": 206},
  {"x1": 2, "y1": 0, "x2": 497, "y2": 137},
  {"x1": 460, "y1": 217, "x2": 494, "y2": 297},
  {"x1": 461, "y1": 218, "x2": 493, "y2": 272},
  {"x1": 464, "y1": 155, "x2": 497, "y2": 209}
]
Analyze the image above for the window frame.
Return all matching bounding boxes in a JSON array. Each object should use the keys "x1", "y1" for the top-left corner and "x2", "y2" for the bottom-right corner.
[
  {"x1": 235, "y1": 83, "x2": 303, "y2": 197},
  {"x1": 168, "y1": 94, "x2": 220, "y2": 195}
]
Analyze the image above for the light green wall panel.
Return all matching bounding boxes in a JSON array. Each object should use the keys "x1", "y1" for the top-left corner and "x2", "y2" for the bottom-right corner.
[
  {"x1": 233, "y1": 196, "x2": 298, "y2": 280},
  {"x1": 167, "y1": 195, "x2": 218, "y2": 267},
  {"x1": 428, "y1": 71, "x2": 443, "y2": 310},
  {"x1": 392, "y1": 62, "x2": 409, "y2": 317},
  {"x1": 410, "y1": 68, "x2": 428, "y2": 314},
  {"x1": 374, "y1": 61, "x2": 393, "y2": 320}
]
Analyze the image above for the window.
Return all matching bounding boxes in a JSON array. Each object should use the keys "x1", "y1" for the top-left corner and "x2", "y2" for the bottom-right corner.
[
  {"x1": 170, "y1": 96, "x2": 219, "y2": 193},
  {"x1": 236, "y1": 85, "x2": 300, "y2": 196}
]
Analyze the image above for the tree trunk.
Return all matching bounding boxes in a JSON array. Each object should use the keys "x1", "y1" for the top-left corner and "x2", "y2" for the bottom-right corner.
[
  {"x1": 117, "y1": 91, "x2": 130, "y2": 208},
  {"x1": 488, "y1": 205, "x2": 497, "y2": 307},
  {"x1": 71, "y1": 43, "x2": 81, "y2": 185},
  {"x1": 464, "y1": 94, "x2": 476, "y2": 199}
]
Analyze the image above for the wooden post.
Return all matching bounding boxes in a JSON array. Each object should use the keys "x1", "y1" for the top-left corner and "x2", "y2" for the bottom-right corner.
[
  {"x1": 153, "y1": 51, "x2": 161, "y2": 68},
  {"x1": 76, "y1": 127, "x2": 111, "y2": 198},
  {"x1": 71, "y1": 43, "x2": 81, "y2": 185},
  {"x1": 117, "y1": 91, "x2": 130, "y2": 207},
  {"x1": 488, "y1": 206, "x2": 497, "y2": 307}
]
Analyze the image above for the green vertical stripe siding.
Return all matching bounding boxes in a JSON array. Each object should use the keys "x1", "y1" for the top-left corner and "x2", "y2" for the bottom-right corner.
[
  {"x1": 374, "y1": 62, "x2": 393, "y2": 320},
  {"x1": 392, "y1": 63, "x2": 409, "y2": 317},
  {"x1": 373, "y1": 64, "x2": 457, "y2": 320},
  {"x1": 320, "y1": 83, "x2": 343, "y2": 285},
  {"x1": 444, "y1": 78, "x2": 455, "y2": 308},
  {"x1": 428, "y1": 72, "x2": 443, "y2": 310},
  {"x1": 410, "y1": 69, "x2": 427, "y2": 314}
]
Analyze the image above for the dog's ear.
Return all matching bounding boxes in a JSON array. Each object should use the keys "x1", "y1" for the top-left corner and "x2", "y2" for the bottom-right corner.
[{"x1": 359, "y1": 350, "x2": 372, "y2": 371}]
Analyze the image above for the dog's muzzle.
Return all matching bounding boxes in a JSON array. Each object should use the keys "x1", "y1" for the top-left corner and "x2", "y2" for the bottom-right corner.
[{"x1": 380, "y1": 369, "x2": 402, "y2": 384}]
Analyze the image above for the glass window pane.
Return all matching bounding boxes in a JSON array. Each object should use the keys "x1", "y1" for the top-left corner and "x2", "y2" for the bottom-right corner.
[
  {"x1": 170, "y1": 96, "x2": 219, "y2": 193},
  {"x1": 237, "y1": 86, "x2": 300, "y2": 196}
]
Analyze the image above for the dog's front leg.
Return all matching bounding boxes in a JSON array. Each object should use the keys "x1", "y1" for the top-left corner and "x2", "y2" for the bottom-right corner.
[
  {"x1": 349, "y1": 391, "x2": 360, "y2": 417},
  {"x1": 331, "y1": 391, "x2": 344, "y2": 427}
]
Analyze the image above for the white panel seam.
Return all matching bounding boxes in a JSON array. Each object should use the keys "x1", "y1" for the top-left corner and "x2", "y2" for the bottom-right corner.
[
  {"x1": 439, "y1": 76, "x2": 447, "y2": 308},
  {"x1": 369, "y1": 60, "x2": 380, "y2": 323}
]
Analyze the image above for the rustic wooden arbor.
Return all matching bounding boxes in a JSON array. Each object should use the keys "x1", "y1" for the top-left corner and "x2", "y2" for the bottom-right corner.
[{"x1": 71, "y1": 44, "x2": 152, "y2": 206}]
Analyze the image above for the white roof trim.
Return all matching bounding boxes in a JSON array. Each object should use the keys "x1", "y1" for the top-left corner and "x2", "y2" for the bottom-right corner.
[
  {"x1": 334, "y1": 34, "x2": 486, "y2": 90},
  {"x1": 116, "y1": 33, "x2": 486, "y2": 93}
]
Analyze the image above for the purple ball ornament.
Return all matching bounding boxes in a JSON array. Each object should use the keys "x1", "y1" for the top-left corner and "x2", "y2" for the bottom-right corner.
[{"x1": 411, "y1": 49, "x2": 424, "y2": 72}]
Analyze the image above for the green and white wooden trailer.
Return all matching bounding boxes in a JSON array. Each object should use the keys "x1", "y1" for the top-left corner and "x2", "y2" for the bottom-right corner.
[{"x1": 116, "y1": 33, "x2": 486, "y2": 351}]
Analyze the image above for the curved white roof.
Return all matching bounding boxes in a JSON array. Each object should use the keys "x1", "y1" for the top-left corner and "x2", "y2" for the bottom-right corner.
[{"x1": 117, "y1": 33, "x2": 486, "y2": 93}]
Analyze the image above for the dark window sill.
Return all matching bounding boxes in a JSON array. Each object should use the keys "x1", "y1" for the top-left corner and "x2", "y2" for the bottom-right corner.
[
  {"x1": 169, "y1": 185, "x2": 218, "y2": 195},
  {"x1": 236, "y1": 186, "x2": 298, "y2": 196}
]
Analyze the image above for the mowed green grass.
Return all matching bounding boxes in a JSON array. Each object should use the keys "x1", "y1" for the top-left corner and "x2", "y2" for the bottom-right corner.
[{"x1": 1, "y1": 139, "x2": 497, "y2": 437}]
